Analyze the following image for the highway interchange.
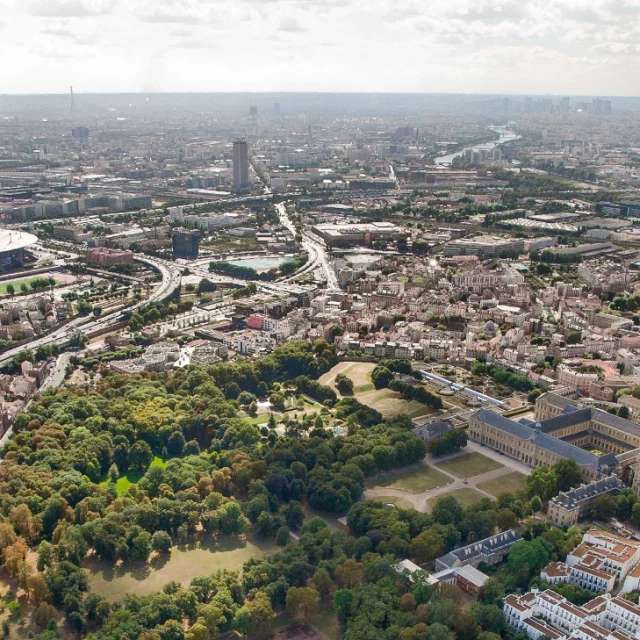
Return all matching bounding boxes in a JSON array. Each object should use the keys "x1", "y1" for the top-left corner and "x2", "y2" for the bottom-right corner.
[{"x1": 0, "y1": 202, "x2": 338, "y2": 365}]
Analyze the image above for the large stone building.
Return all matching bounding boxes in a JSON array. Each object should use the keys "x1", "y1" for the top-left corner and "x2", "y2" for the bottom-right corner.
[
  {"x1": 468, "y1": 393, "x2": 640, "y2": 482},
  {"x1": 547, "y1": 476, "x2": 624, "y2": 527}
]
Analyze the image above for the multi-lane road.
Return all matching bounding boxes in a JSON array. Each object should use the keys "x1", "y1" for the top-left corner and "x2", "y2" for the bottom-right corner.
[
  {"x1": 0, "y1": 254, "x2": 182, "y2": 366},
  {"x1": 274, "y1": 202, "x2": 339, "y2": 289},
  {"x1": 0, "y1": 206, "x2": 338, "y2": 366}
]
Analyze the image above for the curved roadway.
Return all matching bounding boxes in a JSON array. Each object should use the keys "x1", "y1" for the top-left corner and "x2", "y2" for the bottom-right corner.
[{"x1": 0, "y1": 255, "x2": 182, "y2": 365}]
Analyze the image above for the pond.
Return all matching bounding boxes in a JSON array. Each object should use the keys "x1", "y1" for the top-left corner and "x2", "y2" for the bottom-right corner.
[{"x1": 228, "y1": 255, "x2": 294, "y2": 271}]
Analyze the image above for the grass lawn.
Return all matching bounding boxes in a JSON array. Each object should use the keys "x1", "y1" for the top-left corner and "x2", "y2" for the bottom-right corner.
[
  {"x1": 0, "y1": 275, "x2": 62, "y2": 295},
  {"x1": 435, "y1": 452, "x2": 503, "y2": 478},
  {"x1": 201, "y1": 234, "x2": 260, "y2": 253},
  {"x1": 477, "y1": 471, "x2": 528, "y2": 496},
  {"x1": 105, "y1": 456, "x2": 166, "y2": 496},
  {"x1": 371, "y1": 495, "x2": 415, "y2": 509},
  {"x1": 85, "y1": 534, "x2": 276, "y2": 601},
  {"x1": 372, "y1": 466, "x2": 452, "y2": 494},
  {"x1": 357, "y1": 388, "x2": 435, "y2": 419},
  {"x1": 319, "y1": 362, "x2": 376, "y2": 396},
  {"x1": 250, "y1": 414, "x2": 283, "y2": 425},
  {"x1": 429, "y1": 488, "x2": 486, "y2": 510}
]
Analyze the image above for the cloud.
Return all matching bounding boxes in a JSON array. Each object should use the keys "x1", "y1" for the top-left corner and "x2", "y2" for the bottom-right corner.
[
  {"x1": 594, "y1": 41, "x2": 640, "y2": 54},
  {"x1": 278, "y1": 17, "x2": 306, "y2": 32},
  {"x1": 138, "y1": 11, "x2": 201, "y2": 24},
  {"x1": 29, "y1": 0, "x2": 112, "y2": 17},
  {"x1": 173, "y1": 38, "x2": 219, "y2": 49},
  {"x1": 2, "y1": 0, "x2": 640, "y2": 93},
  {"x1": 453, "y1": 1, "x2": 529, "y2": 23},
  {"x1": 135, "y1": 0, "x2": 214, "y2": 24}
]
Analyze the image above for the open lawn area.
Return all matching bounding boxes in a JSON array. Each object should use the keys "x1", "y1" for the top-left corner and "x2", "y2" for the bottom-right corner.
[
  {"x1": 319, "y1": 361, "x2": 376, "y2": 395},
  {"x1": 429, "y1": 488, "x2": 486, "y2": 510},
  {"x1": 435, "y1": 452, "x2": 503, "y2": 478},
  {"x1": 102, "y1": 456, "x2": 166, "y2": 496},
  {"x1": 372, "y1": 465, "x2": 452, "y2": 494},
  {"x1": 357, "y1": 388, "x2": 434, "y2": 419},
  {"x1": 201, "y1": 233, "x2": 261, "y2": 253},
  {"x1": 0, "y1": 274, "x2": 66, "y2": 295},
  {"x1": 370, "y1": 495, "x2": 415, "y2": 509},
  {"x1": 85, "y1": 534, "x2": 277, "y2": 601},
  {"x1": 477, "y1": 471, "x2": 528, "y2": 496},
  {"x1": 250, "y1": 413, "x2": 283, "y2": 425}
]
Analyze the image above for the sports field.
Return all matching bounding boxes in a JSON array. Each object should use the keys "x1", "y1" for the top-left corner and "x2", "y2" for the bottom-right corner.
[{"x1": 0, "y1": 272, "x2": 68, "y2": 295}]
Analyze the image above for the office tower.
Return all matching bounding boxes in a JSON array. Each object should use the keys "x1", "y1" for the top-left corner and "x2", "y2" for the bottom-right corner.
[
  {"x1": 249, "y1": 106, "x2": 258, "y2": 116},
  {"x1": 233, "y1": 139, "x2": 249, "y2": 189},
  {"x1": 559, "y1": 97, "x2": 571, "y2": 113},
  {"x1": 273, "y1": 102, "x2": 281, "y2": 115},
  {"x1": 72, "y1": 126, "x2": 89, "y2": 138},
  {"x1": 172, "y1": 229, "x2": 199, "y2": 259},
  {"x1": 592, "y1": 98, "x2": 612, "y2": 115}
]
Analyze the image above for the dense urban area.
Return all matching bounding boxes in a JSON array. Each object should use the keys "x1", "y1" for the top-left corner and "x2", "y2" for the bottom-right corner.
[{"x1": 3, "y1": 92, "x2": 640, "y2": 640}]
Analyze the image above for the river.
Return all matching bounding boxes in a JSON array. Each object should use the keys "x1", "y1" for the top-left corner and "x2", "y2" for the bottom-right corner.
[{"x1": 435, "y1": 127, "x2": 520, "y2": 166}]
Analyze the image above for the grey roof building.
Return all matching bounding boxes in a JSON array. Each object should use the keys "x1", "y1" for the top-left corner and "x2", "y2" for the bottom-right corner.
[
  {"x1": 468, "y1": 395, "x2": 640, "y2": 481},
  {"x1": 412, "y1": 420, "x2": 455, "y2": 443},
  {"x1": 435, "y1": 529, "x2": 520, "y2": 571},
  {"x1": 548, "y1": 475, "x2": 625, "y2": 526}
]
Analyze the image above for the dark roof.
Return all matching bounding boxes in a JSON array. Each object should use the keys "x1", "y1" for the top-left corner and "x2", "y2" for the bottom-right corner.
[
  {"x1": 539, "y1": 407, "x2": 593, "y2": 433},
  {"x1": 474, "y1": 409, "x2": 536, "y2": 439},
  {"x1": 550, "y1": 476, "x2": 624, "y2": 510},
  {"x1": 472, "y1": 406, "x2": 621, "y2": 472},
  {"x1": 436, "y1": 529, "x2": 520, "y2": 569},
  {"x1": 532, "y1": 431, "x2": 616, "y2": 469}
]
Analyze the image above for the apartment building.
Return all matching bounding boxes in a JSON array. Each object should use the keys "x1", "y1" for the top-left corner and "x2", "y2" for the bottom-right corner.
[{"x1": 505, "y1": 588, "x2": 640, "y2": 640}]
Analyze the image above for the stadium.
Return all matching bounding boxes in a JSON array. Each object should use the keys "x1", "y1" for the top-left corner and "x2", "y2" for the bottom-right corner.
[{"x1": 0, "y1": 230, "x2": 38, "y2": 269}]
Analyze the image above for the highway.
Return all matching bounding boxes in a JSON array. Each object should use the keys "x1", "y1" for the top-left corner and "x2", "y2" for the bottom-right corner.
[
  {"x1": 0, "y1": 254, "x2": 182, "y2": 365},
  {"x1": 0, "y1": 205, "x2": 338, "y2": 367},
  {"x1": 275, "y1": 202, "x2": 339, "y2": 289}
]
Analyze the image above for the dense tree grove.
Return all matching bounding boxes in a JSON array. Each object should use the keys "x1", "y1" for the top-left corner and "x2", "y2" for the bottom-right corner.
[
  {"x1": 470, "y1": 362, "x2": 534, "y2": 393},
  {"x1": 0, "y1": 340, "x2": 597, "y2": 640},
  {"x1": 0, "y1": 340, "x2": 447, "y2": 637}
]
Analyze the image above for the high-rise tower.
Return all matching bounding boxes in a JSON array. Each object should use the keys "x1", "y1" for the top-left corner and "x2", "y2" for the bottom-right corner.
[{"x1": 233, "y1": 139, "x2": 249, "y2": 189}]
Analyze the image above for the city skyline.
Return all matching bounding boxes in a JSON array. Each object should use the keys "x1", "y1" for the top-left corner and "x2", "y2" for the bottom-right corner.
[{"x1": 1, "y1": 0, "x2": 640, "y2": 95}]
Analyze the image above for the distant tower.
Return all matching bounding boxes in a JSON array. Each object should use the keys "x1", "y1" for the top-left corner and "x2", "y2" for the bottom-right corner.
[
  {"x1": 70, "y1": 86, "x2": 77, "y2": 115},
  {"x1": 233, "y1": 139, "x2": 249, "y2": 189},
  {"x1": 249, "y1": 105, "x2": 258, "y2": 116},
  {"x1": 273, "y1": 102, "x2": 281, "y2": 115}
]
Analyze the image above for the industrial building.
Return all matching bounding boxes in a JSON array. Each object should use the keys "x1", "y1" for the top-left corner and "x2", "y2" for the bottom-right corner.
[
  {"x1": 311, "y1": 221, "x2": 407, "y2": 247},
  {"x1": 443, "y1": 235, "x2": 525, "y2": 258}
]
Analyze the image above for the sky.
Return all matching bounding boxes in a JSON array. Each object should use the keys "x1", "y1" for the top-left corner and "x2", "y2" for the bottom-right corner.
[{"x1": 1, "y1": 0, "x2": 640, "y2": 95}]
